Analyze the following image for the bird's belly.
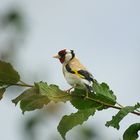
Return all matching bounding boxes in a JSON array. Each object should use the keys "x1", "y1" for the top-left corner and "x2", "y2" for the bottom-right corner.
[{"x1": 64, "y1": 72, "x2": 83, "y2": 87}]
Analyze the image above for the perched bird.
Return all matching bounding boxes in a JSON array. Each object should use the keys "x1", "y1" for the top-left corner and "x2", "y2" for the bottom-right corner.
[{"x1": 53, "y1": 49, "x2": 94, "y2": 98}]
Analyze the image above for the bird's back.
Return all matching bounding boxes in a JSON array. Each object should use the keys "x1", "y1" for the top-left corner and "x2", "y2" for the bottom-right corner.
[{"x1": 68, "y1": 57, "x2": 87, "y2": 71}]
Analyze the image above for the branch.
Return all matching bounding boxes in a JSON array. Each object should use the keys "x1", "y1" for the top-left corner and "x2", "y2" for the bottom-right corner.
[
  {"x1": 0, "y1": 81, "x2": 33, "y2": 88},
  {"x1": 87, "y1": 97, "x2": 140, "y2": 116},
  {"x1": 11, "y1": 83, "x2": 34, "y2": 88},
  {"x1": 71, "y1": 94, "x2": 140, "y2": 116},
  {"x1": 1, "y1": 80, "x2": 139, "y2": 116}
]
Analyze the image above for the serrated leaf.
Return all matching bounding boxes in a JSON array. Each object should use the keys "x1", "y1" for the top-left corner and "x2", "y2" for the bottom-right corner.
[
  {"x1": 57, "y1": 108, "x2": 96, "y2": 140},
  {"x1": 106, "y1": 103, "x2": 140, "y2": 129},
  {"x1": 0, "y1": 88, "x2": 6, "y2": 100},
  {"x1": 71, "y1": 80, "x2": 116, "y2": 110},
  {"x1": 71, "y1": 88, "x2": 104, "y2": 110},
  {"x1": 123, "y1": 123, "x2": 140, "y2": 140},
  {"x1": 20, "y1": 95, "x2": 50, "y2": 113},
  {"x1": 0, "y1": 60, "x2": 20, "y2": 85},
  {"x1": 12, "y1": 86, "x2": 50, "y2": 113},
  {"x1": 37, "y1": 82, "x2": 71, "y2": 103},
  {"x1": 93, "y1": 81, "x2": 116, "y2": 105},
  {"x1": 12, "y1": 86, "x2": 39, "y2": 105}
]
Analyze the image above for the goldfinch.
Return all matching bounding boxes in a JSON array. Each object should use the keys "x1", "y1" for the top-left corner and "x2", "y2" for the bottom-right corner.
[{"x1": 53, "y1": 49, "x2": 94, "y2": 98}]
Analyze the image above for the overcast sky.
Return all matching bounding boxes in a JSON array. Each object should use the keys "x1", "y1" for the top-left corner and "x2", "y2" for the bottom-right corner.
[{"x1": 0, "y1": 0, "x2": 140, "y2": 140}]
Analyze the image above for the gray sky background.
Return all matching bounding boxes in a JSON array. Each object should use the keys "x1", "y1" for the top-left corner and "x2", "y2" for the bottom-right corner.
[{"x1": 0, "y1": 0, "x2": 140, "y2": 140}]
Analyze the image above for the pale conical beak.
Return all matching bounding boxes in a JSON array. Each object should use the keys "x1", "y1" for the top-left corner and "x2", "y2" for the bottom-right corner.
[{"x1": 53, "y1": 54, "x2": 60, "y2": 59}]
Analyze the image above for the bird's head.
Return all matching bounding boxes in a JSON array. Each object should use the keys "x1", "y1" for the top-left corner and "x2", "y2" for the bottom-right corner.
[{"x1": 53, "y1": 49, "x2": 75, "y2": 63}]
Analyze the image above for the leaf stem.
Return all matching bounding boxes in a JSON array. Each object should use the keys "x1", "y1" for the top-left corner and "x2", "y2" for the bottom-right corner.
[
  {"x1": 1, "y1": 80, "x2": 139, "y2": 116},
  {"x1": 116, "y1": 102, "x2": 124, "y2": 108},
  {"x1": 71, "y1": 94, "x2": 140, "y2": 116},
  {"x1": 19, "y1": 80, "x2": 29, "y2": 85},
  {"x1": 0, "y1": 81, "x2": 34, "y2": 88},
  {"x1": 86, "y1": 97, "x2": 140, "y2": 116},
  {"x1": 136, "y1": 109, "x2": 140, "y2": 113},
  {"x1": 115, "y1": 102, "x2": 140, "y2": 114},
  {"x1": 11, "y1": 83, "x2": 34, "y2": 87}
]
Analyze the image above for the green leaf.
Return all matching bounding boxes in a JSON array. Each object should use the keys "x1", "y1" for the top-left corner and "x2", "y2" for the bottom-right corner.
[
  {"x1": 37, "y1": 82, "x2": 71, "y2": 103},
  {"x1": 20, "y1": 95, "x2": 50, "y2": 113},
  {"x1": 12, "y1": 86, "x2": 39, "y2": 105},
  {"x1": 93, "y1": 81, "x2": 116, "y2": 105},
  {"x1": 57, "y1": 108, "x2": 96, "y2": 140},
  {"x1": 106, "y1": 103, "x2": 140, "y2": 129},
  {"x1": 71, "y1": 81, "x2": 117, "y2": 110},
  {"x1": 0, "y1": 88, "x2": 6, "y2": 100},
  {"x1": 123, "y1": 123, "x2": 140, "y2": 140},
  {"x1": 71, "y1": 88, "x2": 104, "y2": 110},
  {"x1": 12, "y1": 86, "x2": 50, "y2": 113},
  {"x1": 0, "y1": 60, "x2": 20, "y2": 85},
  {"x1": 12, "y1": 82, "x2": 72, "y2": 113}
]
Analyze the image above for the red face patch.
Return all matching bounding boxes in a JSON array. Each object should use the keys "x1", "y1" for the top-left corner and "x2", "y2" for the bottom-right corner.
[
  {"x1": 59, "y1": 57, "x2": 65, "y2": 63},
  {"x1": 58, "y1": 49, "x2": 66, "y2": 63},
  {"x1": 58, "y1": 49, "x2": 66, "y2": 56}
]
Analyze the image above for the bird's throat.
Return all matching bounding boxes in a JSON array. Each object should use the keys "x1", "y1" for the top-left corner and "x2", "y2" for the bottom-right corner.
[{"x1": 59, "y1": 57, "x2": 65, "y2": 63}]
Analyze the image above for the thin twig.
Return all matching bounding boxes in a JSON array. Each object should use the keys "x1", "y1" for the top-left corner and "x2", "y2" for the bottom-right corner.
[
  {"x1": 11, "y1": 83, "x2": 34, "y2": 88},
  {"x1": 136, "y1": 109, "x2": 140, "y2": 113},
  {"x1": 116, "y1": 102, "x2": 140, "y2": 113},
  {"x1": 0, "y1": 81, "x2": 34, "y2": 88},
  {"x1": 19, "y1": 80, "x2": 29, "y2": 85},
  {"x1": 116, "y1": 102, "x2": 124, "y2": 108},
  {"x1": 1, "y1": 80, "x2": 139, "y2": 116},
  {"x1": 71, "y1": 94, "x2": 140, "y2": 116},
  {"x1": 86, "y1": 97, "x2": 140, "y2": 116}
]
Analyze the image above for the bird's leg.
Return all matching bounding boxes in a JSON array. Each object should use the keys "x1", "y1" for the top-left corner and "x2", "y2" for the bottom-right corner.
[
  {"x1": 84, "y1": 84, "x2": 90, "y2": 99},
  {"x1": 65, "y1": 84, "x2": 77, "y2": 93},
  {"x1": 65, "y1": 87, "x2": 74, "y2": 93}
]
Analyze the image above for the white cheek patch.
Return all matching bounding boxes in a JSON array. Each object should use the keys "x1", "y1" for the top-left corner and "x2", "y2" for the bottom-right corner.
[
  {"x1": 66, "y1": 49, "x2": 71, "y2": 53},
  {"x1": 65, "y1": 53, "x2": 72, "y2": 62}
]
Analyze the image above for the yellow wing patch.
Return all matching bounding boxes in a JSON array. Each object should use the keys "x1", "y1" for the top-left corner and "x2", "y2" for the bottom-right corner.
[{"x1": 72, "y1": 70, "x2": 85, "y2": 79}]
